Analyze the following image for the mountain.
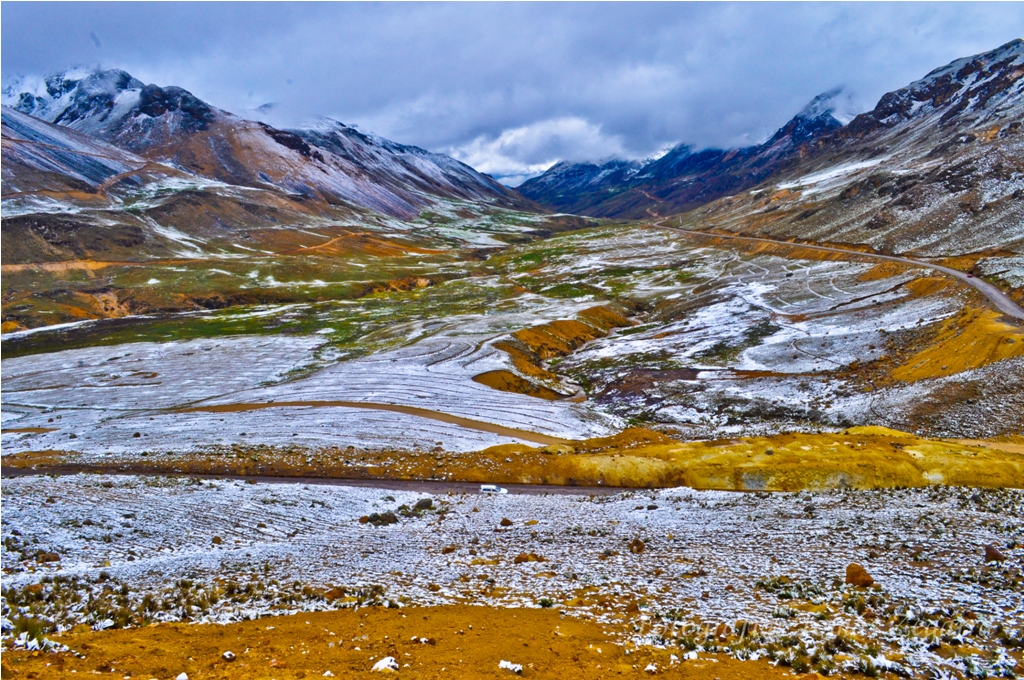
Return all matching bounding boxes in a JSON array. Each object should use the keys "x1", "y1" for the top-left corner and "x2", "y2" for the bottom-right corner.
[
  {"x1": 520, "y1": 40, "x2": 1024, "y2": 229},
  {"x1": 506, "y1": 159, "x2": 643, "y2": 214},
  {"x1": 519, "y1": 87, "x2": 853, "y2": 218},
  {"x1": 674, "y1": 39, "x2": 1024, "y2": 257},
  {"x1": 1, "y1": 105, "x2": 362, "y2": 264},
  {"x1": 3, "y1": 68, "x2": 535, "y2": 219}
]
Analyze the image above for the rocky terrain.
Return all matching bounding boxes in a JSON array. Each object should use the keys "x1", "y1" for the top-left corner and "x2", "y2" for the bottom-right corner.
[{"x1": 2, "y1": 41, "x2": 1023, "y2": 679}]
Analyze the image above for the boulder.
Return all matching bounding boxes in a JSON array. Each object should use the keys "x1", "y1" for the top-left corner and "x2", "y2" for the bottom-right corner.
[
  {"x1": 845, "y1": 563, "x2": 874, "y2": 587},
  {"x1": 371, "y1": 656, "x2": 399, "y2": 673},
  {"x1": 985, "y1": 544, "x2": 1007, "y2": 562}
]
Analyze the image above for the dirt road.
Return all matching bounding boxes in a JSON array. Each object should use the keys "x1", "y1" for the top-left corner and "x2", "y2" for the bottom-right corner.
[
  {"x1": 657, "y1": 221, "x2": 1024, "y2": 320},
  {"x1": 0, "y1": 465, "x2": 628, "y2": 495}
]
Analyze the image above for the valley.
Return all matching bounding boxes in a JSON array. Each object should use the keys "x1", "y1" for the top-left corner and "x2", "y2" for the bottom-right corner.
[{"x1": 3, "y1": 37, "x2": 1023, "y2": 680}]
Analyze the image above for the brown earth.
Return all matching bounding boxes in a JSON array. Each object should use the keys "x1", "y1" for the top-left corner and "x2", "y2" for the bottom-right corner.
[
  {"x1": 8, "y1": 426, "x2": 1022, "y2": 492},
  {"x1": 474, "y1": 305, "x2": 633, "y2": 400},
  {"x1": 472, "y1": 370, "x2": 566, "y2": 400},
  {"x1": 0, "y1": 606, "x2": 831, "y2": 679}
]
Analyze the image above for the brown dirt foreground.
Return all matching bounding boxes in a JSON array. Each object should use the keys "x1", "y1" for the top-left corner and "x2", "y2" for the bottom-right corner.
[{"x1": 1, "y1": 606, "x2": 835, "y2": 680}]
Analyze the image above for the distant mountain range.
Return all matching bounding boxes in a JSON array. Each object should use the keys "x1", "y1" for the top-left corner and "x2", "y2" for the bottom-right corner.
[
  {"x1": 3, "y1": 68, "x2": 533, "y2": 220},
  {"x1": 3, "y1": 39, "x2": 1022, "y2": 266},
  {"x1": 519, "y1": 38, "x2": 1024, "y2": 238}
]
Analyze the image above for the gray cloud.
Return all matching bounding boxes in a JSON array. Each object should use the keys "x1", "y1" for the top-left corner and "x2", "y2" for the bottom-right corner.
[{"x1": 3, "y1": 3, "x2": 1022, "y2": 184}]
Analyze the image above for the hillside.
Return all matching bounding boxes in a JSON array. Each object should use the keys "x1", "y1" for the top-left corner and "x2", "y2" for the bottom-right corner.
[
  {"x1": 3, "y1": 68, "x2": 535, "y2": 220},
  {"x1": 520, "y1": 39, "x2": 1024, "y2": 258}
]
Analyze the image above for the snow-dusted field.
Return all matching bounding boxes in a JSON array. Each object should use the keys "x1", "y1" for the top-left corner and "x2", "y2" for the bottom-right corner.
[
  {"x1": 3, "y1": 475, "x2": 1021, "y2": 676},
  {"x1": 1, "y1": 305, "x2": 619, "y2": 458}
]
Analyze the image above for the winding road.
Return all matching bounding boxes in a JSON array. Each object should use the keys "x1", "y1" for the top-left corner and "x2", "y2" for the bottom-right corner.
[{"x1": 654, "y1": 220, "x2": 1024, "y2": 321}]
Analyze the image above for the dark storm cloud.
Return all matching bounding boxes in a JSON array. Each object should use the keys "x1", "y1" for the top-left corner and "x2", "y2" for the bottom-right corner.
[{"x1": 3, "y1": 2, "x2": 1022, "y2": 183}]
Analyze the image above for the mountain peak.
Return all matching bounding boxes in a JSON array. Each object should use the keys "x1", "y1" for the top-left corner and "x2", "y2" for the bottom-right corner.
[
  {"x1": 798, "y1": 86, "x2": 858, "y2": 125},
  {"x1": 2, "y1": 67, "x2": 220, "y2": 141}
]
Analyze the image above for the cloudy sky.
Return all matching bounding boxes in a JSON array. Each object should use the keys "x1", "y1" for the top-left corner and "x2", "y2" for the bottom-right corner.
[{"x1": 3, "y1": 3, "x2": 1022, "y2": 185}]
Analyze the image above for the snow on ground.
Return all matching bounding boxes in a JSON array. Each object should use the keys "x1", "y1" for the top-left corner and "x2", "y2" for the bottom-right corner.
[
  {"x1": 1, "y1": 300, "x2": 619, "y2": 457},
  {"x1": 2, "y1": 475, "x2": 1021, "y2": 676}
]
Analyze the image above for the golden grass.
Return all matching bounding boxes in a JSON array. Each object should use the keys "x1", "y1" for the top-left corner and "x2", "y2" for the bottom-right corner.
[
  {"x1": 11, "y1": 426, "x2": 1021, "y2": 492},
  {"x1": 475, "y1": 305, "x2": 633, "y2": 399},
  {"x1": 891, "y1": 307, "x2": 1024, "y2": 382}
]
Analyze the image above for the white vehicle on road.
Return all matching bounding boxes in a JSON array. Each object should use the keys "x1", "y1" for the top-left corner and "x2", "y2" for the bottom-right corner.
[{"x1": 480, "y1": 484, "x2": 509, "y2": 494}]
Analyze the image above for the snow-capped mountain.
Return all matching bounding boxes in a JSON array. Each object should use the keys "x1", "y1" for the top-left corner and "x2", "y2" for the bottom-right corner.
[
  {"x1": 3, "y1": 68, "x2": 533, "y2": 219},
  {"x1": 520, "y1": 40, "x2": 1024, "y2": 221},
  {"x1": 506, "y1": 159, "x2": 644, "y2": 214},
  {"x1": 518, "y1": 87, "x2": 852, "y2": 217},
  {"x1": 840, "y1": 38, "x2": 1024, "y2": 139}
]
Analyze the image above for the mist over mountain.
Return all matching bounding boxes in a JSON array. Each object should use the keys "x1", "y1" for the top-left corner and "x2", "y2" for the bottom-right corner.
[{"x1": 519, "y1": 39, "x2": 1024, "y2": 225}]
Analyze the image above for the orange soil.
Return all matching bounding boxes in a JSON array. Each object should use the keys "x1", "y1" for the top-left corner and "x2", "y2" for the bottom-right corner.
[
  {"x1": 0, "y1": 427, "x2": 58, "y2": 434},
  {"x1": 474, "y1": 305, "x2": 633, "y2": 400},
  {"x1": 472, "y1": 370, "x2": 566, "y2": 400},
  {"x1": 281, "y1": 231, "x2": 441, "y2": 258},
  {"x1": 856, "y1": 261, "x2": 910, "y2": 281},
  {"x1": 902, "y1": 276, "x2": 952, "y2": 298},
  {"x1": 891, "y1": 307, "x2": 1024, "y2": 382},
  {"x1": 0, "y1": 606, "x2": 820, "y2": 679}
]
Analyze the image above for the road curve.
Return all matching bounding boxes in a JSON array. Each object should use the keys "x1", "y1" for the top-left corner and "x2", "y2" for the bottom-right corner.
[
  {"x1": 656, "y1": 222, "x2": 1024, "y2": 321},
  {"x1": 0, "y1": 465, "x2": 630, "y2": 496}
]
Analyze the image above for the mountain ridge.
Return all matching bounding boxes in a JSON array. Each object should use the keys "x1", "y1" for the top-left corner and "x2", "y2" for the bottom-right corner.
[
  {"x1": 519, "y1": 39, "x2": 1024, "y2": 222},
  {"x1": 3, "y1": 68, "x2": 536, "y2": 219}
]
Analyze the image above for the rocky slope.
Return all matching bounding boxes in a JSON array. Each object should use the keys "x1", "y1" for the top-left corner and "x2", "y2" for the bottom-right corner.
[
  {"x1": 3, "y1": 68, "x2": 534, "y2": 220},
  {"x1": 677, "y1": 39, "x2": 1024, "y2": 258},
  {"x1": 520, "y1": 39, "x2": 1024, "y2": 251}
]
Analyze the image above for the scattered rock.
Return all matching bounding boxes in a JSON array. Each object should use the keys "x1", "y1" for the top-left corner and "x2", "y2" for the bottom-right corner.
[
  {"x1": 499, "y1": 659, "x2": 523, "y2": 674},
  {"x1": 175, "y1": 674, "x2": 188, "y2": 680},
  {"x1": 212, "y1": 536, "x2": 223, "y2": 545},
  {"x1": 222, "y1": 651, "x2": 236, "y2": 662},
  {"x1": 513, "y1": 552, "x2": 545, "y2": 564},
  {"x1": 645, "y1": 662, "x2": 658, "y2": 673},
  {"x1": 646, "y1": 504, "x2": 658, "y2": 511},
  {"x1": 324, "y1": 588, "x2": 346, "y2": 601},
  {"x1": 985, "y1": 544, "x2": 1007, "y2": 562},
  {"x1": 414, "y1": 498, "x2": 433, "y2": 511},
  {"x1": 323, "y1": 672, "x2": 335, "y2": 677},
  {"x1": 845, "y1": 563, "x2": 874, "y2": 587},
  {"x1": 628, "y1": 538, "x2": 645, "y2": 554},
  {"x1": 363, "y1": 512, "x2": 399, "y2": 527},
  {"x1": 371, "y1": 656, "x2": 399, "y2": 673},
  {"x1": 441, "y1": 545, "x2": 458, "y2": 555},
  {"x1": 35, "y1": 552, "x2": 60, "y2": 563},
  {"x1": 500, "y1": 518, "x2": 513, "y2": 527}
]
